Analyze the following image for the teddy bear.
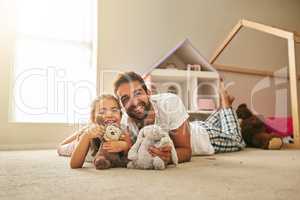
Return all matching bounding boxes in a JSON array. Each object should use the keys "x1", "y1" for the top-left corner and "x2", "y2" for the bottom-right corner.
[
  {"x1": 236, "y1": 104, "x2": 283, "y2": 149},
  {"x1": 127, "y1": 124, "x2": 178, "y2": 170},
  {"x1": 91, "y1": 124, "x2": 129, "y2": 170}
]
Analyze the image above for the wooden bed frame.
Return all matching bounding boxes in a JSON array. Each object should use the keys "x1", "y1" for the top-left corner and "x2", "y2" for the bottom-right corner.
[{"x1": 210, "y1": 19, "x2": 300, "y2": 148}]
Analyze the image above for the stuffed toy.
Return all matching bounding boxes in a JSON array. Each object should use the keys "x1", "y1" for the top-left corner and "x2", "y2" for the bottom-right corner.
[
  {"x1": 91, "y1": 123, "x2": 129, "y2": 170},
  {"x1": 127, "y1": 125, "x2": 178, "y2": 170},
  {"x1": 236, "y1": 104, "x2": 283, "y2": 149}
]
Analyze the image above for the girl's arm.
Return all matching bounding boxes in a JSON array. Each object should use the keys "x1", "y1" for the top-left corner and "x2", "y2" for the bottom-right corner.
[
  {"x1": 69, "y1": 132, "x2": 92, "y2": 169},
  {"x1": 57, "y1": 127, "x2": 88, "y2": 156},
  {"x1": 70, "y1": 124, "x2": 105, "y2": 169},
  {"x1": 59, "y1": 131, "x2": 81, "y2": 146}
]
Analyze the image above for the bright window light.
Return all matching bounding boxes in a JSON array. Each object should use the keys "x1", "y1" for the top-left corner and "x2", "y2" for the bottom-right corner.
[{"x1": 12, "y1": 0, "x2": 97, "y2": 124}]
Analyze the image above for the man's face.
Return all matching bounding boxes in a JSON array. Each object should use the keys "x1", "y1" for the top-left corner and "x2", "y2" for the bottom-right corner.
[{"x1": 116, "y1": 81, "x2": 151, "y2": 121}]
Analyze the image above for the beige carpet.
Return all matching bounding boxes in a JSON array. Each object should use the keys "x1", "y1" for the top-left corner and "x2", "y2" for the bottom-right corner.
[{"x1": 1, "y1": 148, "x2": 299, "y2": 200}]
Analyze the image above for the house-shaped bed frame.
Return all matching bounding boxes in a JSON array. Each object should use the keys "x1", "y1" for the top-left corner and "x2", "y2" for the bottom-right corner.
[
  {"x1": 143, "y1": 39, "x2": 220, "y2": 115},
  {"x1": 210, "y1": 19, "x2": 300, "y2": 148}
]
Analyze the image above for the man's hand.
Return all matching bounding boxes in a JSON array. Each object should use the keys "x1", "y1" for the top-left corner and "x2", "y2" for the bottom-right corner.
[
  {"x1": 102, "y1": 141, "x2": 129, "y2": 153},
  {"x1": 148, "y1": 145, "x2": 172, "y2": 164}
]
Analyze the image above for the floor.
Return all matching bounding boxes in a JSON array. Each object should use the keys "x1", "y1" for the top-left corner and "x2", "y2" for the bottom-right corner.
[{"x1": 1, "y1": 148, "x2": 299, "y2": 200}]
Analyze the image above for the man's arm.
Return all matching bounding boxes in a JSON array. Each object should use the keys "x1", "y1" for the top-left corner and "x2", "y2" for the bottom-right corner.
[
  {"x1": 149, "y1": 120, "x2": 192, "y2": 163},
  {"x1": 170, "y1": 120, "x2": 192, "y2": 163}
]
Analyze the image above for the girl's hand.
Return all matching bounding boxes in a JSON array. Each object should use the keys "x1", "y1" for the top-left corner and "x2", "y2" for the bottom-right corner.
[
  {"x1": 84, "y1": 124, "x2": 105, "y2": 140},
  {"x1": 102, "y1": 141, "x2": 129, "y2": 153}
]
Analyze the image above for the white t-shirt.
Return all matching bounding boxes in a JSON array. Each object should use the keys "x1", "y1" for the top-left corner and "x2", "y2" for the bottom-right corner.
[{"x1": 121, "y1": 93, "x2": 215, "y2": 155}]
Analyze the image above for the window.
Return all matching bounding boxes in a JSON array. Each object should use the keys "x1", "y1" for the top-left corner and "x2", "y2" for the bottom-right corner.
[{"x1": 12, "y1": 0, "x2": 97, "y2": 123}]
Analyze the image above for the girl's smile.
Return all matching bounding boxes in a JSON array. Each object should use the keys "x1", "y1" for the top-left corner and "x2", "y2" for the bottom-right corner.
[{"x1": 95, "y1": 98, "x2": 121, "y2": 126}]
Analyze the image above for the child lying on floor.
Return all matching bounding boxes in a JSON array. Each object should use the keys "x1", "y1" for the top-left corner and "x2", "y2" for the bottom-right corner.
[{"x1": 57, "y1": 94, "x2": 132, "y2": 169}]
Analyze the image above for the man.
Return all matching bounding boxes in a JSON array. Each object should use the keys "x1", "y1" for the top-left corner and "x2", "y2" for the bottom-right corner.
[{"x1": 114, "y1": 71, "x2": 245, "y2": 164}]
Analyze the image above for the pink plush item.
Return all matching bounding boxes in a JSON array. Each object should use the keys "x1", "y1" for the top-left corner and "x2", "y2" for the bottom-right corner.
[
  {"x1": 264, "y1": 117, "x2": 293, "y2": 137},
  {"x1": 198, "y1": 99, "x2": 215, "y2": 110}
]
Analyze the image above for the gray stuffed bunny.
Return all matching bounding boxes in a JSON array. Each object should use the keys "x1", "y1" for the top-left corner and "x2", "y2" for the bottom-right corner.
[{"x1": 127, "y1": 125, "x2": 178, "y2": 170}]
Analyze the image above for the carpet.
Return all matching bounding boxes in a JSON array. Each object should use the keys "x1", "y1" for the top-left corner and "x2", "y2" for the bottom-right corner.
[{"x1": 1, "y1": 148, "x2": 299, "y2": 200}]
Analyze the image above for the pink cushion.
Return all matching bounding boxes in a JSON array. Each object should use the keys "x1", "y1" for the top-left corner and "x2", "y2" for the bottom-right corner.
[{"x1": 264, "y1": 117, "x2": 293, "y2": 137}]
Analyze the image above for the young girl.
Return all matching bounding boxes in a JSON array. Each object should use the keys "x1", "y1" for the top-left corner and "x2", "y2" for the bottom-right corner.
[{"x1": 57, "y1": 94, "x2": 132, "y2": 169}]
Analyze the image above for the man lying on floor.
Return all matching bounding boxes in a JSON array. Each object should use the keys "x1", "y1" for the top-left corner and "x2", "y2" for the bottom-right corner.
[{"x1": 114, "y1": 71, "x2": 246, "y2": 165}]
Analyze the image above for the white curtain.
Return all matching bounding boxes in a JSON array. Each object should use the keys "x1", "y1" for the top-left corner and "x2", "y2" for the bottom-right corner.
[{"x1": 12, "y1": 0, "x2": 97, "y2": 123}]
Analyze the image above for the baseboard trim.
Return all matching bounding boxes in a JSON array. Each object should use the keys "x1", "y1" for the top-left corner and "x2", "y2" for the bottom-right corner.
[{"x1": 0, "y1": 143, "x2": 57, "y2": 150}]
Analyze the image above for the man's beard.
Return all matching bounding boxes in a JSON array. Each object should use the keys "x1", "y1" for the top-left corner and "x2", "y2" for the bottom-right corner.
[{"x1": 127, "y1": 101, "x2": 151, "y2": 121}]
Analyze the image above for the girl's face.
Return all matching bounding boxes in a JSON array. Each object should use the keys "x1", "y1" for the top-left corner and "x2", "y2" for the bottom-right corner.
[{"x1": 94, "y1": 98, "x2": 121, "y2": 126}]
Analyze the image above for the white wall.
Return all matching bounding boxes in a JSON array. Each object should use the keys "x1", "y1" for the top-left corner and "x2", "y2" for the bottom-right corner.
[
  {"x1": 0, "y1": 0, "x2": 299, "y2": 149},
  {"x1": 99, "y1": 0, "x2": 300, "y2": 116},
  {"x1": 99, "y1": 0, "x2": 300, "y2": 69}
]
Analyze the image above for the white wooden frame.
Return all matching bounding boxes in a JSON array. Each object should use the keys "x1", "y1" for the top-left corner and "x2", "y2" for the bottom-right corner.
[{"x1": 210, "y1": 19, "x2": 300, "y2": 148}]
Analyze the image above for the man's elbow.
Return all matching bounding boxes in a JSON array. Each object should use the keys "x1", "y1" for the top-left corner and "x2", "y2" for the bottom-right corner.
[{"x1": 70, "y1": 163, "x2": 78, "y2": 169}]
